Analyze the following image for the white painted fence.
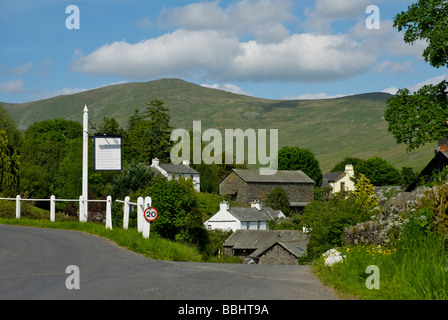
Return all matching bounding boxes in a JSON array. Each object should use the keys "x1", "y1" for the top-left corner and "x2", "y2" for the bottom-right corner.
[{"x1": 0, "y1": 195, "x2": 152, "y2": 238}]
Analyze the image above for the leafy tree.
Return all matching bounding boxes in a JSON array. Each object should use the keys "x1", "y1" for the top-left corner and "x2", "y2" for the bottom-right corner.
[
  {"x1": 0, "y1": 106, "x2": 21, "y2": 149},
  {"x1": 266, "y1": 187, "x2": 291, "y2": 216},
  {"x1": 357, "y1": 156, "x2": 403, "y2": 186},
  {"x1": 277, "y1": 146, "x2": 322, "y2": 185},
  {"x1": 133, "y1": 176, "x2": 208, "y2": 250},
  {"x1": 401, "y1": 167, "x2": 418, "y2": 187},
  {"x1": 330, "y1": 157, "x2": 366, "y2": 174},
  {"x1": 301, "y1": 193, "x2": 371, "y2": 261},
  {"x1": 385, "y1": 1, "x2": 448, "y2": 150},
  {"x1": 354, "y1": 173, "x2": 379, "y2": 212},
  {"x1": 19, "y1": 119, "x2": 83, "y2": 199},
  {"x1": 126, "y1": 99, "x2": 172, "y2": 164},
  {"x1": 0, "y1": 130, "x2": 19, "y2": 197},
  {"x1": 385, "y1": 81, "x2": 448, "y2": 151},
  {"x1": 98, "y1": 117, "x2": 124, "y2": 135},
  {"x1": 394, "y1": 0, "x2": 448, "y2": 69}
]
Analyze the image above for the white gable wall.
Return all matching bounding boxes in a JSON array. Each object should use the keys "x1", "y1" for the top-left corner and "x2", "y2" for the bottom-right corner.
[{"x1": 204, "y1": 206, "x2": 242, "y2": 232}]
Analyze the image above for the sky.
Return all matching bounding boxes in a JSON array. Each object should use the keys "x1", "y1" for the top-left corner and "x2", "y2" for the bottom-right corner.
[{"x1": 1, "y1": 0, "x2": 447, "y2": 104}]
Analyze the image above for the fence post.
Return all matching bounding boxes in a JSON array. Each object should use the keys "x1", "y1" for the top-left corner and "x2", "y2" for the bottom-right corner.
[
  {"x1": 106, "y1": 196, "x2": 112, "y2": 230},
  {"x1": 16, "y1": 195, "x2": 21, "y2": 219},
  {"x1": 123, "y1": 196, "x2": 130, "y2": 230},
  {"x1": 79, "y1": 195, "x2": 87, "y2": 222},
  {"x1": 137, "y1": 197, "x2": 144, "y2": 233},
  {"x1": 50, "y1": 195, "x2": 55, "y2": 222}
]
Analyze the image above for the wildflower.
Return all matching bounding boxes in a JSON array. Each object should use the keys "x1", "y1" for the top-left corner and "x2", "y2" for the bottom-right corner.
[{"x1": 322, "y1": 248, "x2": 345, "y2": 267}]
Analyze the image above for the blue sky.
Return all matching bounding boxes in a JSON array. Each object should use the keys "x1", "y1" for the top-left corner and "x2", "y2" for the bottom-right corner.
[{"x1": 1, "y1": 0, "x2": 447, "y2": 103}]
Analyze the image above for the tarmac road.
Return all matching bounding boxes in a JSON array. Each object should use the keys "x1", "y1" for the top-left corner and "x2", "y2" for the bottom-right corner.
[{"x1": 0, "y1": 224, "x2": 339, "y2": 300}]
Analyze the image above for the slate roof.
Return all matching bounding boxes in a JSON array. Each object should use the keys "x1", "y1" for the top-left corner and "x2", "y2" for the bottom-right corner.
[
  {"x1": 227, "y1": 169, "x2": 315, "y2": 184},
  {"x1": 157, "y1": 163, "x2": 199, "y2": 174},
  {"x1": 322, "y1": 171, "x2": 345, "y2": 182},
  {"x1": 224, "y1": 230, "x2": 309, "y2": 259},
  {"x1": 228, "y1": 207, "x2": 282, "y2": 222}
]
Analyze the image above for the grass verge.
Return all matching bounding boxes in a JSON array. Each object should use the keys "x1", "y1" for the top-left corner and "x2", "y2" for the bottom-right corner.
[
  {"x1": 312, "y1": 220, "x2": 448, "y2": 300},
  {"x1": 0, "y1": 217, "x2": 203, "y2": 262}
]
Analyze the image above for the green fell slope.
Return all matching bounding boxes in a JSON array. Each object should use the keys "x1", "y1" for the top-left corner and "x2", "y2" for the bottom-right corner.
[{"x1": 2, "y1": 78, "x2": 436, "y2": 173}]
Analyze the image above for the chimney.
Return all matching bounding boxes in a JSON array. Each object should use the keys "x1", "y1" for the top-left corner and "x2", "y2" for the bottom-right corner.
[
  {"x1": 152, "y1": 158, "x2": 160, "y2": 167},
  {"x1": 220, "y1": 200, "x2": 229, "y2": 211},
  {"x1": 345, "y1": 164, "x2": 354, "y2": 177},
  {"x1": 250, "y1": 200, "x2": 262, "y2": 210},
  {"x1": 182, "y1": 159, "x2": 190, "y2": 166}
]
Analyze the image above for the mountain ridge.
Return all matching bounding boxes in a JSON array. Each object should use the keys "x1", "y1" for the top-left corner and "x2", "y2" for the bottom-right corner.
[{"x1": 1, "y1": 78, "x2": 435, "y2": 172}]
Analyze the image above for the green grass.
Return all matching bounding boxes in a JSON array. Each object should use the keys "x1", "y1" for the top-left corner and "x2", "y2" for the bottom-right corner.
[
  {"x1": 0, "y1": 214, "x2": 204, "y2": 262},
  {"x1": 312, "y1": 222, "x2": 448, "y2": 300}
]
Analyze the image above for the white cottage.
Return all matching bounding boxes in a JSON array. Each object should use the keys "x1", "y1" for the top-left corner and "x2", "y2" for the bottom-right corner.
[
  {"x1": 204, "y1": 200, "x2": 285, "y2": 232},
  {"x1": 150, "y1": 158, "x2": 200, "y2": 192},
  {"x1": 321, "y1": 164, "x2": 355, "y2": 196}
]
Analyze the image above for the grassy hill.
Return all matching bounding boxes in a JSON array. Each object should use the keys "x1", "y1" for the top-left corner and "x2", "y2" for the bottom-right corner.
[{"x1": 2, "y1": 78, "x2": 436, "y2": 173}]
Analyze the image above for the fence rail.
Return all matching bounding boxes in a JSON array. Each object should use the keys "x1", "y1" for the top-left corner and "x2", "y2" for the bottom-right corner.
[{"x1": 0, "y1": 194, "x2": 152, "y2": 238}]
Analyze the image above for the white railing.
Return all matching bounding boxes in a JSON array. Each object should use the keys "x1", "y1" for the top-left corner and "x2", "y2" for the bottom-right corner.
[{"x1": 0, "y1": 195, "x2": 152, "y2": 238}]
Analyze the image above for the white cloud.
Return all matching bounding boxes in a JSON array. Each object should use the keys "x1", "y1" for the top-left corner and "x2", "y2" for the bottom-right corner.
[
  {"x1": 159, "y1": 0, "x2": 296, "y2": 43},
  {"x1": 374, "y1": 60, "x2": 414, "y2": 74},
  {"x1": 304, "y1": 0, "x2": 371, "y2": 32},
  {"x1": 72, "y1": 29, "x2": 374, "y2": 83},
  {"x1": 349, "y1": 20, "x2": 428, "y2": 60},
  {"x1": 382, "y1": 71, "x2": 448, "y2": 95},
  {"x1": 137, "y1": 18, "x2": 153, "y2": 30},
  {"x1": 10, "y1": 62, "x2": 33, "y2": 75},
  {"x1": 283, "y1": 92, "x2": 353, "y2": 100},
  {"x1": 0, "y1": 79, "x2": 25, "y2": 94},
  {"x1": 201, "y1": 83, "x2": 252, "y2": 96}
]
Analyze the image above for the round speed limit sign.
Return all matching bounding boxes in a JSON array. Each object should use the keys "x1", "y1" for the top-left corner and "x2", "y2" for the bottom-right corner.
[{"x1": 144, "y1": 207, "x2": 158, "y2": 222}]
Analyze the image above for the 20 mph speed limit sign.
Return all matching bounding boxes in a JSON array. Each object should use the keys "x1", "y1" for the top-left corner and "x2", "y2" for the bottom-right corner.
[{"x1": 144, "y1": 207, "x2": 158, "y2": 222}]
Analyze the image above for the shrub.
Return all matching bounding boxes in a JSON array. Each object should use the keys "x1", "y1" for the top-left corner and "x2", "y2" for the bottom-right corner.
[{"x1": 301, "y1": 193, "x2": 372, "y2": 261}]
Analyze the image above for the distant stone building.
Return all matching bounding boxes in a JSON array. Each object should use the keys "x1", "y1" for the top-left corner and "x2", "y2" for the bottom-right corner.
[
  {"x1": 150, "y1": 158, "x2": 200, "y2": 191},
  {"x1": 219, "y1": 169, "x2": 315, "y2": 210},
  {"x1": 223, "y1": 230, "x2": 309, "y2": 265}
]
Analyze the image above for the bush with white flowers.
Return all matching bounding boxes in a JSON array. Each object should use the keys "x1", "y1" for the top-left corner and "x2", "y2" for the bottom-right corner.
[{"x1": 322, "y1": 248, "x2": 345, "y2": 266}]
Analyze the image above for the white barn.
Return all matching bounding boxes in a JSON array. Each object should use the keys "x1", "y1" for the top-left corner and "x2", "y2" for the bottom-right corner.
[{"x1": 204, "y1": 200, "x2": 285, "y2": 232}]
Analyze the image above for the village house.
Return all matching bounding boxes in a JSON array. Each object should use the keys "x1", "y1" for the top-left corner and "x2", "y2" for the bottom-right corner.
[
  {"x1": 219, "y1": 169, "x2": 315, "y2": 211},
  {"x1": 406, "y1": 138, "x2": 448, "y2": 191},
  {"x1": 321, "y1": 164, "x2": 355, "y2": 197},
  {"x1": 150, "y1": 158, "x2": 200, "y2": 192},
  {"x1": 204, "y1": 200, "x2": 285, "y2": 232},
  {"x1": 223, "y1": 229, "x2": 309, "y2": 265}
]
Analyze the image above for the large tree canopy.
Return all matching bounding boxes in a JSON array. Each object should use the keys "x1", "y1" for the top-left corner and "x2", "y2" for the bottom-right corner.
[{"x1": 385, "y1": 0, "x2": 448, "y2": 151}]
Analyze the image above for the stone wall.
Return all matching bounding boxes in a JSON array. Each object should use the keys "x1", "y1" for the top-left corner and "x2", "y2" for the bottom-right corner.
[
  {"x1": 344, "y1": 186, "x2": 431, "y2": 245},
  {"x1": 344, "y1": 220, "x2": 383, "y2": 245}
]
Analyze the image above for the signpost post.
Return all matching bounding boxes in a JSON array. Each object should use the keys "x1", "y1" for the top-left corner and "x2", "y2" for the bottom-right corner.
[{"x1": 81, "y1": 105, "x2": 89, "y2": 222}]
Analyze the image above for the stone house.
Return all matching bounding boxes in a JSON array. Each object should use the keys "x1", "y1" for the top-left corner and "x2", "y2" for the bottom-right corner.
[
  {"x1": 223, "y1": 230, "x2": 309, "y2": 265},
  {"x1": 321, "y1": 164, "x2": 355, "y2": 197},
  {"x1": 406, "y1": 138, "x2": 448, "y2": 191},
  {"x1": 204, "y1": 200, "x2": 285, "y2": 232},
  {"x1": 219, "y1": 169, "x2": 315, "y2": 210},
  {"x1": 150, "y1": 158, "x2": 200, "y2": 191}
]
